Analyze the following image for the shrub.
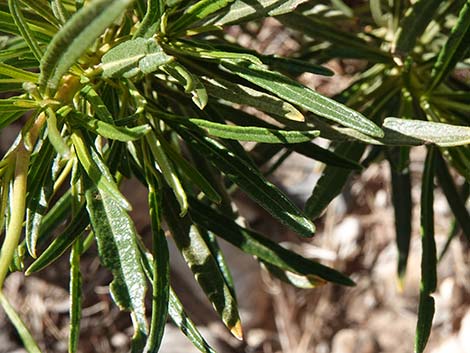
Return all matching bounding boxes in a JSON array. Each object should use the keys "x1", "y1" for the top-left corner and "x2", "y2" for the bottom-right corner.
[{"x1": 0, "y1": 0, "x2": 468, "y2": 352}]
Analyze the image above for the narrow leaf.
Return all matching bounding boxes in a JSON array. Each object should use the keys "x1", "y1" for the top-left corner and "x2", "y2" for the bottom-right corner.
[
  {"x1": 203, "y1": 77, "x2": 305, "y2": 121},
  {"x1": 172, "y1": 126, "x2": 316, "y2": 237},
  {"x1": 0, "y1": 62, "x2": 39, "y2": 82},
  {"x1": 383, "y1": 118, "x2": 470, "y2": 147},
  {"x1": 69, "y1": 240, "x2": 82, "y2": 353},
  {"x1": 25, "y1": 204, "x2": 89, "y2": 274},
  {"x1": 144, "y1": 180, "x2": 170, "y2": 353},
  {"x1": 435, "y1": 151, "x2": 470, "y2": 240},
  {"x1": 168, "y1": 288, "x2": 217, "y2": 353},
  {"x1": 170, "y1": 0, "x2": 235, "y2": 32},
  {"x1": 190, "y1": 199, "x2": 354, "y2": 286},
  {"x1": 39, "y1": 0, "x2": 136, "y2": 94},
  {"x1": 392, "y1": 0, "x2": 442, "y2": 57},
  {"x1": 206, "y1": 0, "x2": 309, "y2": 26},
  {"x1": 0, "y1": 293, "x2": 42, "y2": 353},
  {"x1": 221, "y1": 60, "x2": 383, "y2": 138},
  {"x1": 164, "y1": 189, "x2": 242, "y2": 339},
  {"x1": 261, "y1": 261, "x2": 326, "y2": 289},
  {"x1": 184, "y1": 118, "x2": 319, "y2": 144},
  {"x1": 306, "y1": 142, "x2": 365, "y2": 219},
  {"x1": 415, "y1": 294, "x2": 435, "y2": 353},
  {"x1": 85, "y1": 185, "x2": 148, "y2": 343},
  {"x1": 428, "y1": 1, "x2": 470, "y2": 91}
]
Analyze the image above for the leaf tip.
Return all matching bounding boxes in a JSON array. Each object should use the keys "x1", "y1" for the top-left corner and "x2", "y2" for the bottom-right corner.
[{"x1": 230, "y1": 320, "x2": 244, "y2": 341}]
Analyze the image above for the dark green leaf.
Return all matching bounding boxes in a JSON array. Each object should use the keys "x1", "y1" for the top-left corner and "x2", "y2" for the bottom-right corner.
[
  {"x1": 415, "y1": 294, "x2": 435, "y2": 353},
  {"x1": 435, "y1": 151, "x2": 470, "y2": 240},
  {"x1": 427, "y1": 1, "x2": 470, "y2": 92},
  {"x1": 393, "y1": 0, "x2": 442, "y2": 57},
  {"x1": 221, "y1": 60, "x2": 383, "y2": 138},
  {"x1": 164, "y1": 189, "x2": 242, "y2": 339},
  {"x1": 190, "y1": 199, "x2": 355, "y2": 286},
  {"x1": 69, "y1": 240, "x2": 82, "y2": 353},
  {"x1": 173, "y1": 127, "x2": 316, "y2": 237},
  {"x1": 168, "y1": 288, "x2": 217, "y2": 353},
  {"x1": 305, "y1": 142, "x2": 365, "y2": 219},
  {"x1": 85, "y1": 186, "x2": 148, "y2": 343},
  {"x1": 25, "y1": 204, "x2": 89, "y2": 274},
  {"x1": 184, "y1": 118, "x2": 319, "y2": 144}
]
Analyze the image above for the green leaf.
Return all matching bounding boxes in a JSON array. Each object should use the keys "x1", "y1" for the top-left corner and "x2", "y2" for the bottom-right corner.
[
  {"x1": 156, "y1": 134, "x2": 221, "y2": 203},
  {"x1": 73, "y1": 113, "x2": 151, "y2": 142},
  {"x1": 221, "y1": 60, "x2": 383, "y2": 138},
  {"x1": 173, "y1": 127, "x2": 316, "y2": 237},
  {"x1": 420, "y1": 146, "x2": 437, "y2": 294},
  {"x1": 80, "y1": 85, "x2": 114, "y2": 123},
  {"x1": 435, "y1": 151, "x2": 470, "y2": 240},
  {"x1": 305, "y1": 142, "x2": 365, "y2": 219},
  {"x1": 146, "y1": 132, "x2": 188, "y2": 216},
  {"x1": 144, "y1": 180, "x2": 170, "y2": 353},
  {"x1": 101, "y1": 37, "x2": 173, "y2": 78},
  {"x1": 69, "y1": 240, "x2": 82, "y2": 353},
  {"x1": 85, "y1": 185, "x2": 148, "y2": 343},
  {"x1": 415, "y1": 294, "x2": 435, "y2": 353},
  {"x1": 39, "y1": 0, "x2": 136, "y2": 94},
  {"x1": 392, "y1": 0, "x2": 442, "y2": 57},
  {"x1": 277, "y1": 12, "x2": 392, "y2": 63},
  {"x1": 203, "y1": 77, "x2": 304, "y2": 121},
  {"x1": 161, "y1": 61, "x2": 208, "y2": 109},
  {"x1": 164, "y1": 189, "x2": 242, "y2": 339},
  {"x1": 261, "y1": 55, "x2": 334, "y2": 76},
  {"x1": 71, "y1": 130, "x2": 131, "y2": 210},
  {"x1": 8, "y1": 0, "x2": 43, "y2": 62},
  {"x1": 206, "y1": 0, "x2": 309, "y2": 26},
  {"x1": 189, "y1": 199, "x2": 354, "y2": 286},
  {"x1": 18, "y1": 0, "x2": 61, "y2": 28},
  {"x1": 133, "y1": 0, "x2": 164, "y2": 38},
  {"x1": 383, "y1": 118, "x2": 470, "y2": 147},
  {"x1": 427, "y1": 1, "x2": 470, "y2": 92},
  {"x1": 0, "y1": 292, "x2": 42, "y2": 353},
  {"x1": 0, "y1": 97, "x2": 38, "y2": 113},
  {"x1": 168, "y1": 288, "x2": 217, "y2": 353},
  {"x1": 184, "y1": 117, "x2": 319, "y2": 144},
  {"x1": 261, "y1": 261, "x2": 326, "y2": 288},
  {"x1": 388, "y1": 149, "x2": 412, "y2": 284},
  {"x1": 170, "y1": 0, "x2": 235, "y2": 33},
  {"x1": 0, "y1": 62, "x2": 39, "y2": 82},
  {"x1": 25, "y1": 204, "x2": 89, "y2": 274}
]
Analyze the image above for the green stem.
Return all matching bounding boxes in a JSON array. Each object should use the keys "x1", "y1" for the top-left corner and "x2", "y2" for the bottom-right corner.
[{"x1": 0, "y1": 144, "x2": 31, "y2": 287}]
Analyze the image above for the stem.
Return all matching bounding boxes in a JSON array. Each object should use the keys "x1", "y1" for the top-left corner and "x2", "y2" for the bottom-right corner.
[{"x1": 0, "y1": 144, "x2": 30, "y2": 287}]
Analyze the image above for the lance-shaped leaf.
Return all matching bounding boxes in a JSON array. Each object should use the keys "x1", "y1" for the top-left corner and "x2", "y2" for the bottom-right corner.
[
  {"x1": 183, "y1": 118, "x2": 319, "y2": 144},
  {"x1": 306, "y1": 142, "x2": 365, "y2": 219},
  {"x1": 72, "y1": 113, "x2": 151, "y2": 142},
  {"x1": 172, "y1": 126, "x2": 316, "y2": 237},
  {"x1": 189, "y1": 199, "x2": 354, "y2": 286},
  {"x1": 144, "y1": 180, "x2": 170, "y2": 353},
  {"x1": 69, "y1": 240, "x2": 82, "y2": 353},
  {"x1": 85, "y1": 186, "x2": 148, "y2": 344},
  {"x1": 260, "y1": 261, "x2": 326, "y2": 289},
  {"x1": 170, "y1": 0, "x2": 235, "y2": 33},
  {"x1": 383, "y1": 118, "x2": 470, "y2": 147},
  {"x1": 70, "y1": 130, "x2": 131, "y2": 210},
  {"x1": 261, "y1": 55, "x2": 334, "y2": 76},
  {"x1": 388, "y1": 149, "x2": 412, "y2": 284},
  {"x1": 221, "y1": 60, "x2": 383, "y2": 138},
  {"x1": 415, "y1": 293, "x2": 435, "y2": 353},
  {"x1": 427, "y1": 1, "x2": 470, "y2": 92},
  {"x1": 80, "y1": 85, "x2": 114, "y2": 123},
  {"x1": 415, "y1": 147, "x2": 437, "y2": 353},
  {"x1": 163, "y1": 189, "x2": 242, "y2": 339},
  {"x1": 101, "y1": 37, "x2": 173, "y2": 78},
  {"x1": 392, "y1": 0, "x2": 442, "y2": 57},
  {"x1": 205, "y1": 0, "x2": 309, "y2": 26},
  {"x1": 435, "y1": 151, "x2": 470, "y2": 240},
  {"x1": 26, "y1": 204, "x2": 89, "y2": 274},
  {"x1": 0, "y1": 63, "x2": 39, "y2": 82},
  {"x1": 0, "y1": 293, "x2": 42, "y2": 353},
  {"x1": 39, "y1": 0, "x2": 136, "y2": 94},
  {"x1": 133, "y1": 0, "x2": 164, "y2": 38},
  {"x1": 169, "y1": 288, "x2": 217, "y2": 353},
  {"x1": 203, "y1": 77, "x2": 304, "y2": 121}
]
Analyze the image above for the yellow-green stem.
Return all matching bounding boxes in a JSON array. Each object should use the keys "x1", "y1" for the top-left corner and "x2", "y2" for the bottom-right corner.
[{"x1": 0, "y1": 144, "x2": 30, "y2": 288}]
